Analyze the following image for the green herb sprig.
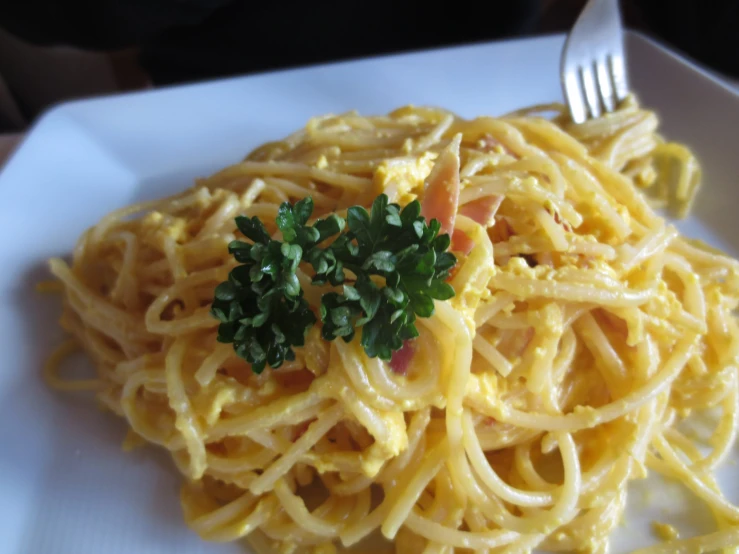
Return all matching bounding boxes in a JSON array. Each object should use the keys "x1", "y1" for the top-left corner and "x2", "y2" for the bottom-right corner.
[
  {"x1": 211, "y1": 194, "x2": 457, "y2": 373},
  {"x1": 314, "y1": 195, "x2": 456, "y2": 360},
  {"x1": 210, "y1": 201, "x2": 337, "y2": 373}
]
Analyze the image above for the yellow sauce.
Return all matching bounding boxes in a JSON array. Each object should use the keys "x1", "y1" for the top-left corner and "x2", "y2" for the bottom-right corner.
[{"x1": 652, "y1": 521, "x2": 679, "y2": 542}]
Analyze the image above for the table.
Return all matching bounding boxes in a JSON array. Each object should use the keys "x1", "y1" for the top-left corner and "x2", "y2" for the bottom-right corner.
[{"x1": 0, "y1": 133, "x2": 20, "y2": 167}]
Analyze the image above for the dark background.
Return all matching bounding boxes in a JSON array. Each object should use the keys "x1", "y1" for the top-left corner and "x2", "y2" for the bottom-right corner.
[{"x1": 0, "y1": 0, "x2": 737, "y2": 131}]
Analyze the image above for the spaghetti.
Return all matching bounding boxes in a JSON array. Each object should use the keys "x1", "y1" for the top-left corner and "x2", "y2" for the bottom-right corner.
[{"x1": 48, "y1": 98, "x2": 739, "y2": 553}]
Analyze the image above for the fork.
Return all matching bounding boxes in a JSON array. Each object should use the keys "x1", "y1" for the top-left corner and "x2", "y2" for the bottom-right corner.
[{"x1": 560, "y1": 0, "x2": 629, "y2": 123}]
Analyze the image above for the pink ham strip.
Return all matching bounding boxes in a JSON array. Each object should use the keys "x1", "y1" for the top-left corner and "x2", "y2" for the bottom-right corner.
[
  {"x1": 451, "y1": 228, "x2": 475, "y2": 255},
  {"x1": 389, "y1": 340, "x2": 415, "y2": 375},
  {"x1": 459, "y1": 195, "x2": 503, "y2": 227},
  {"x1": 421, "y1": 137, "x2": 503, "y2": 255},
  {"x1": 421, "y1": 135, "x2": 462, "y2": 235}
]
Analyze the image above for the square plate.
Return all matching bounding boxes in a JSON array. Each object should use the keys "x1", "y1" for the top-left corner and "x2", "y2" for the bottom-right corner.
[{"x1": 0, "y1": 31, "x2": 737, "y2": 554}]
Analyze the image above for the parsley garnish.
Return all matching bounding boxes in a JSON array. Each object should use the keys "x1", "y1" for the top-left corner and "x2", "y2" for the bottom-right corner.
[
  {"x1": 210, "y1": 203, "x2": 326, "y2": 374},
  {"x1": 211, "y1": 194, "x2": 457, "y2": 373}
]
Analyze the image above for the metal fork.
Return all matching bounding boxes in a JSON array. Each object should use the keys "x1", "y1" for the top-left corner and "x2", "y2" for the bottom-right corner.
[{"x1": 561, "y1": 0, "x2": 629, "y2": 123}]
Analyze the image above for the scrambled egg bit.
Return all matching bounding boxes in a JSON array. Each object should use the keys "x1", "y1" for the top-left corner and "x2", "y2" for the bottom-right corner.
[{"x1": 373, "y1": 151, "x2": 437, "y2": 205}]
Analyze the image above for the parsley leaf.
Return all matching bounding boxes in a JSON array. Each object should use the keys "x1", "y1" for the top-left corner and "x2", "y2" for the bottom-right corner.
[
  {"x1": 211, "y1": 194, "x2": 457, "y2": 372},
  {"x1": 313, "y1": 194, "x2": 456, "y2": 361},
  {"x1": 211, "y1": 206, "x2": 317, "y2": 373}
]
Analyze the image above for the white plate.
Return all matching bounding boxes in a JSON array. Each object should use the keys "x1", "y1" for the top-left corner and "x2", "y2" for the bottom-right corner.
[{"x1": 0, "y1": 31, "x2": 737, "y2": 554}]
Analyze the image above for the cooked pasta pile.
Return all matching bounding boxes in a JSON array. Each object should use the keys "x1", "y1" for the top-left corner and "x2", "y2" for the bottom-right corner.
[{"x1": 47, "y1": 99, "x2": 739, "y2": 553}]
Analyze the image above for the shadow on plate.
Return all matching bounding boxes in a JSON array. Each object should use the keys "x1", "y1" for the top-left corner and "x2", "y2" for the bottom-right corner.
[{"x1": 0, "y1": 260, "x2": 206, "y2": 554}]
